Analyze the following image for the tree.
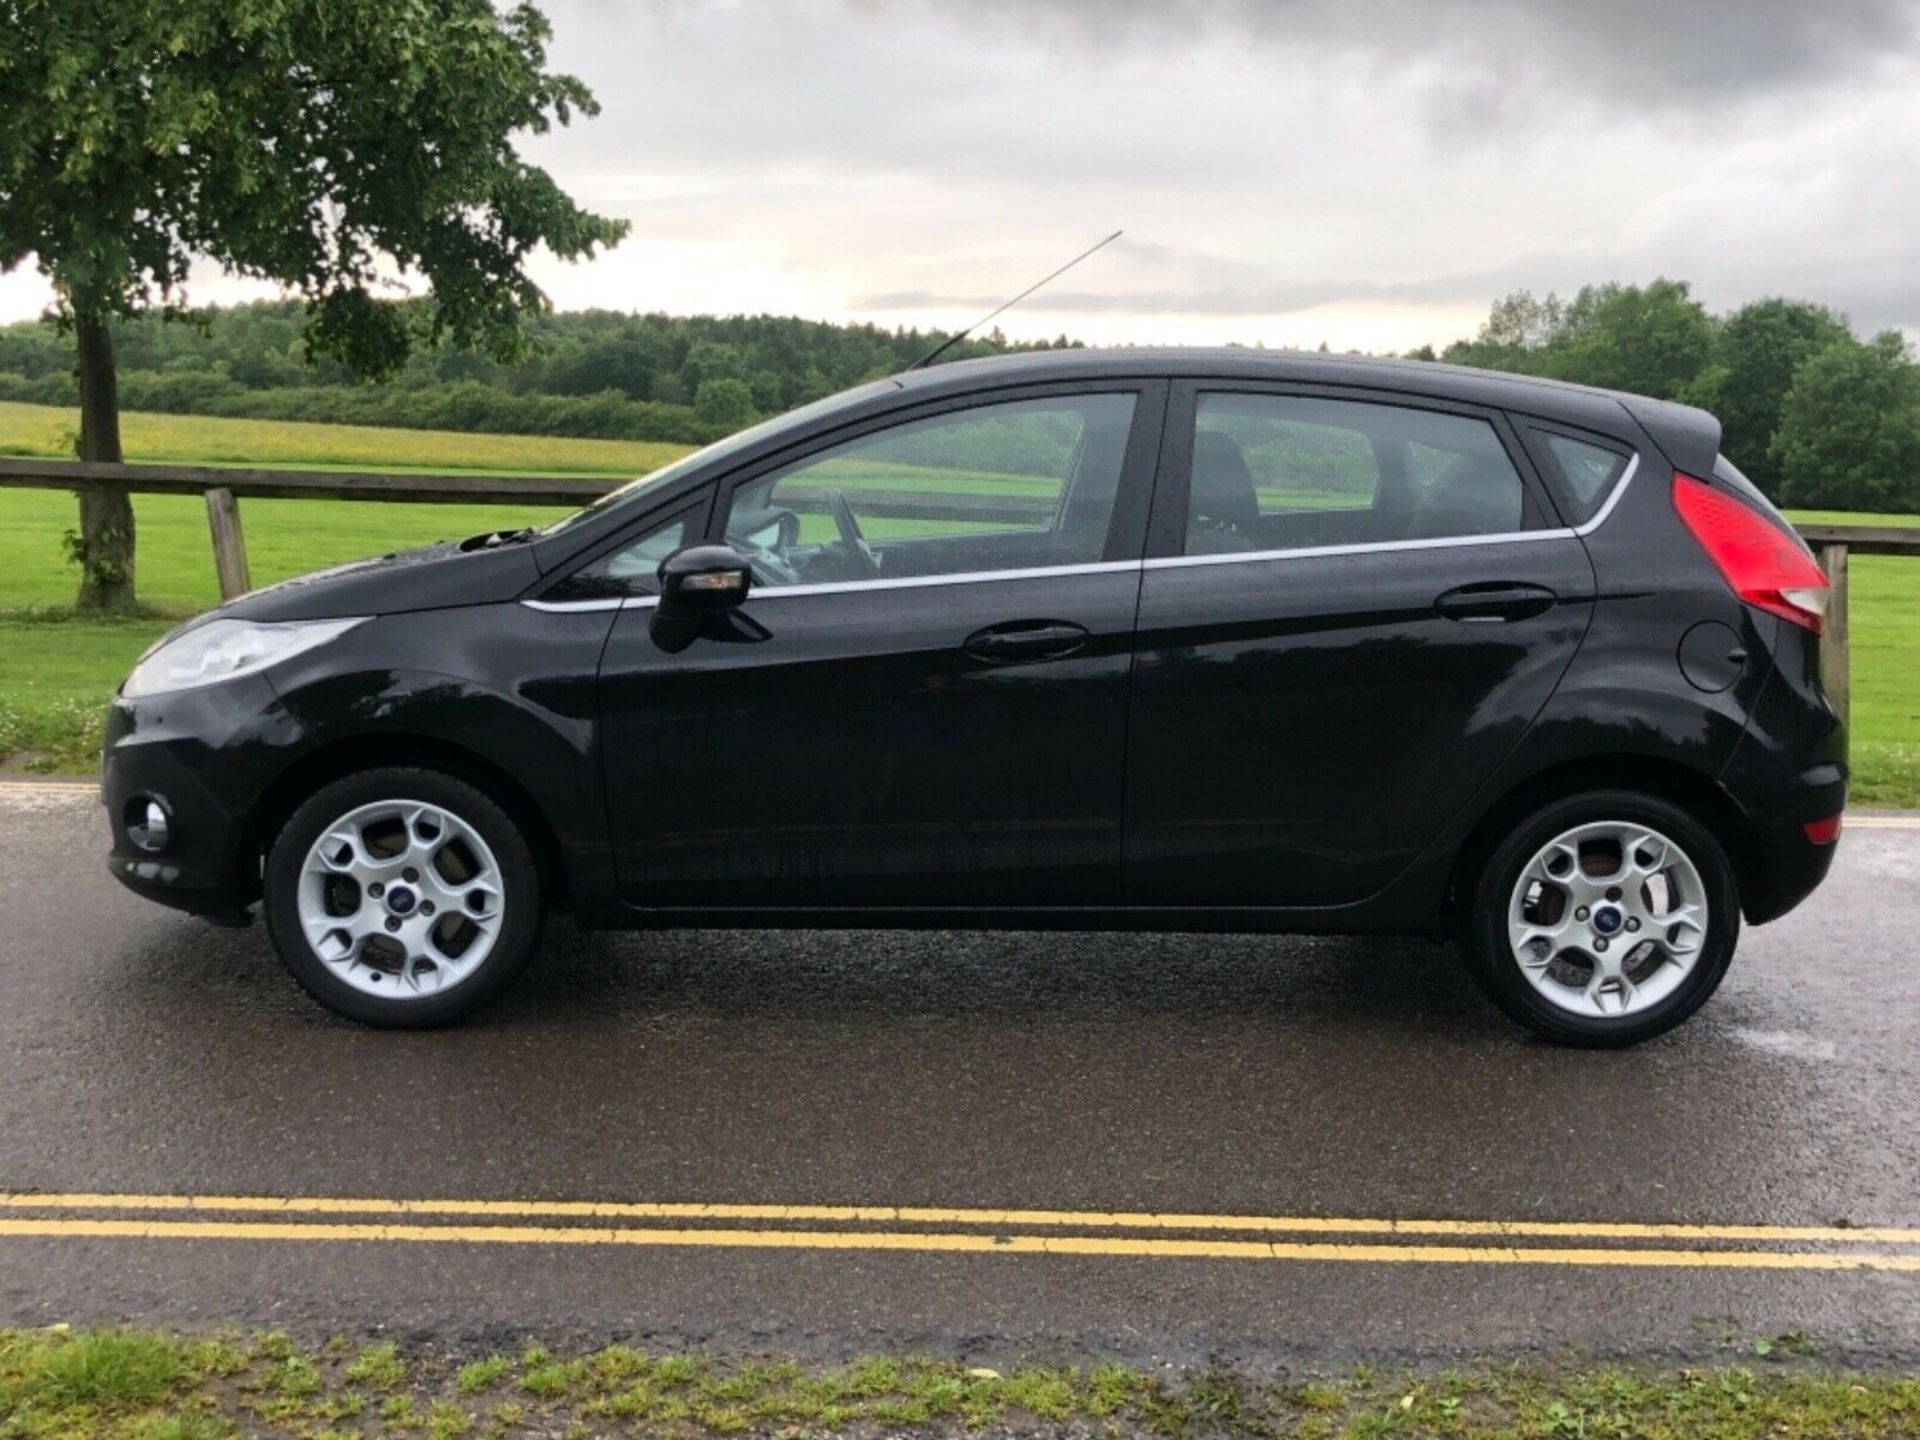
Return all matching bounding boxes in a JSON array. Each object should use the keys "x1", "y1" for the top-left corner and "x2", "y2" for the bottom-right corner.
[
  {"x1": 1480, "y1": 290, "x2": 1566, "y2": 352},
  {"x1": 1440, "y1": 289, "x2": 1565, "y2": 373},
  {"x1": 1690, "y1": 298, "x2": 1851, "y2": 497},
  {"x1": 694, "y1": 377, "x2": 757, "y2": 429},
  {"x1": 1772, "y1": 333, "x2": 1920, "y2": 513},
  {"x1": 1543, "y1": 280, "x2": 1714, "y2": 400},
  {"x1": 0, "y1": 0, "x2": 627, "y2": 610}
]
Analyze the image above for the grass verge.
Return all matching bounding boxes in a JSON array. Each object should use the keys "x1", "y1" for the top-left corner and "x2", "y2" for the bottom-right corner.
[{"x1": 2, "y1": 1327, "x2": 1918, "y2": 1440}]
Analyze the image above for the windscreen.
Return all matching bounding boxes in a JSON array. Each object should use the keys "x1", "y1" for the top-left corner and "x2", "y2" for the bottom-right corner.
[{"x1": 538, "y1": 378, "x2": 901, "y2": 539}]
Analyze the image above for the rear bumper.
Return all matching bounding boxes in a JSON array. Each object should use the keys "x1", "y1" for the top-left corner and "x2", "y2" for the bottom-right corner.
[
  {"x1": 1717, "y1": 620, "x2": 1847, "y2": 925},
  {"x1": 1740, "y1": 761, "x2": 1846, "y2": 924}
]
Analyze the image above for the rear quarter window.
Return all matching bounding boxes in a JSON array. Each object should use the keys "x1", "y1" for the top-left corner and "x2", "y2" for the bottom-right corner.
[{"x1": 1525, "y1": 428, "x2": 1632, "y2": 525}]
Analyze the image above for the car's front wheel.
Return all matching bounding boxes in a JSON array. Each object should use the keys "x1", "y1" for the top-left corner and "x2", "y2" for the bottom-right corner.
[
  {"x1": 1461, "y1": 789, "x2": 1740, "y2": 1047},
  {"x1": 264, "y1": 767, "x2": 543, "y2": 1027}
]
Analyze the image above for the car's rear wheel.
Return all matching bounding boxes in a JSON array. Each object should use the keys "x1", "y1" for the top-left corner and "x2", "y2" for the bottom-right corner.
[
  {"x1": 264, "y1": 767, "x2": 542, "y2": 1027},
  {"x1": 1461, "y1": 789, "x2": 1740, "y2": 1047}
]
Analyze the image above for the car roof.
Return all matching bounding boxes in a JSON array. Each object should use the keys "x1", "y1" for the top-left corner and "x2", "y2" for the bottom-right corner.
[{"x1": 896, "y1": 346, "x2": 1720, "y2": 474}]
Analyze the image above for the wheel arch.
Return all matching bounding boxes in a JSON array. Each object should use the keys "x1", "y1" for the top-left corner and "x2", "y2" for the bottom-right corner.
[
  {"x1": 1444, "y1": 753, "x2": 1763, "y2": 933},
  {"x1": 242, "y1": 734, "x2": 573, "y2": 913}
]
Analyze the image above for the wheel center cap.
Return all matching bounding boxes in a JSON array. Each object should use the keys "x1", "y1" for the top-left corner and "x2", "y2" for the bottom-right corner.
[
  {"x1": 1591, "y1": 904, "x2": 1623, "y2": 936},
  {"x1": 385, "y1": 884, "x2": 418, "y2": 917}
]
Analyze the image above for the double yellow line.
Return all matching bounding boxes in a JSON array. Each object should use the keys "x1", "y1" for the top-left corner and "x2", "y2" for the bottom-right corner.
[{"x1": 5, "y1": 1191, "x2": 1919, "y2": 1271}]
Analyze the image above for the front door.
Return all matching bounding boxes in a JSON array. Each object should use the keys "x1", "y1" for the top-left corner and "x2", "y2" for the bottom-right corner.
[
  {"x1": 1125, "y1": 384, "x2": 1596, "y2": 909},
  {"x1": 596, "y1": 383, "x2": 1165, "y2": 912}
]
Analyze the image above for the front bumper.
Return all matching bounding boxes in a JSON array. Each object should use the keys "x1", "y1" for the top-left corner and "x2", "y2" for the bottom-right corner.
[{"x1": 100, "y1": 674, "x2": 306, "y2": 924}]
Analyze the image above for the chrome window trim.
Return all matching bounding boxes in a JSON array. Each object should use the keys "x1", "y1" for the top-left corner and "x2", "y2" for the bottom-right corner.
[
  {"x1": 526, "y1": 561, "x2": 1139, "y2": 613},
  {"x1": 1571, "y1": 452, "x2": 1638, "y2": 536},
  {"x1": 521, "y1": 596, "x2": 626, "y2": 613},
  {"x1": 1141, "y1": 526, "x2": 1579, "y2": 571},
  {"x1": 711, "y1": 559, "x2": 1142, "y2": 604}
]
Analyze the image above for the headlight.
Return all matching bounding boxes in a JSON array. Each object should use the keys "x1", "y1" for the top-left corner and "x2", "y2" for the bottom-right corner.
[{"x1": 122, "y1": 617, "x2": 369, "y2": 698}]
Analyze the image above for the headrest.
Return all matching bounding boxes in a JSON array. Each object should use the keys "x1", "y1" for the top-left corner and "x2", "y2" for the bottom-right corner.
[
  {"x1": 1191, "y1": 430, "x2": 1259, "y2": 535},
  {"x1": 1408, "y1": 461, "x2": 1522, "y2": 538}
]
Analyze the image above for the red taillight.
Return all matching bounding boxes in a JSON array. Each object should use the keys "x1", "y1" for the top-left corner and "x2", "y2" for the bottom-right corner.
[
  {"x1": 1803, "y1": 814, "x2": 1843, "y2": 845},
  {"x1": 1672, "y1": 473, "x2": 1827, "y2": 634}
]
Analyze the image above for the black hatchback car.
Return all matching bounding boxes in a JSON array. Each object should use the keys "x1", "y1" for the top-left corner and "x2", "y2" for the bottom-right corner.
[{"x1": 102, "y1": 349, "x2": 1845, "y2": 1044}]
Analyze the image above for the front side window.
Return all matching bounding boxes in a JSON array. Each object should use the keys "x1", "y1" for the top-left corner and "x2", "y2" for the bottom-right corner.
[
  {"x1": 1184, "y1": 394, "x2": 1528, "y2": 554},
  {"x1": 721, "y1": 393, "x2": 1137, "y2": 587},
  {"x1": 554, "y1": 507, "x2": 697, "y2": 599}
]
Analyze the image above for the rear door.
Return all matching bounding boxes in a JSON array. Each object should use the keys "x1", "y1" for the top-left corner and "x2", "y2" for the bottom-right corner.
[
  {"x1": 1124, "y1": 383, "x2": 1595, "y2": 908},
  {"x1": 595, "y1": 381, "x2": 1166, "y2": 912}
]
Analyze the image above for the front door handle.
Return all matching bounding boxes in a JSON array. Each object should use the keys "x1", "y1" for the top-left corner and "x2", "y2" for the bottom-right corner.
[
  {"x1": 964, "y1": 620, "x2": 1090, "y2": 664},
  {"x1": 1434, "y1": 582, "x2": 1558, "y2": 623}
]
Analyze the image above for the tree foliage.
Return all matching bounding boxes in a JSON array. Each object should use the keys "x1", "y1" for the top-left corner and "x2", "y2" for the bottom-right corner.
[
  {"x1": 1441, "y1": 280, "x2": 1713, "y2": 401},
  {"x1": 693, "y1": 376, "x2": 757, "y2": 429},
  {"x1": 1773, "y1": 333, "x2": 1920, "y2": 512},
  {"x1": 1439, "y1": 281, "x2": 1920, "y2": 512},
  {"x1": 0, "y1": 303, "x2": 1078, "y2": 443},
  {"x1": 0, "y1": 0, "x2": 626, "y2": 608},
  {"x1": 1545, "y1": 280, "x2": 1715, "y2": 400},
  {"x1": 1690, "y1": 298, "x2": 1851, "y2": 496}
]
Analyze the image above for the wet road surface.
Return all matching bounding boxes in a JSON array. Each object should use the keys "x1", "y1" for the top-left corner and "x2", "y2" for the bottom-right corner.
[{"x1": 2, "y1": 782, "x2": 1918, "y2": 1366}]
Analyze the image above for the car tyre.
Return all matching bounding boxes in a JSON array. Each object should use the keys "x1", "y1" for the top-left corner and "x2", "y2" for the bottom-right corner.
[
  {"x1": 1461, "y1": 789, "x2": 1740, "y2": 1047},
  {"x1": 264, "y1": 766, "x2": 543, "y2": 1027}
]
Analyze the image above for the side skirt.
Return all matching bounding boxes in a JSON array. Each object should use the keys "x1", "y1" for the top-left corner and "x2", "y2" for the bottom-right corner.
[{"x1": 581, "y1": 902, "x2": 1449, "y2": 939}]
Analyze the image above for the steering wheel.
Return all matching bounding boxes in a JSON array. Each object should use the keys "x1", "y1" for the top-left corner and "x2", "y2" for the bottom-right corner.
[
  {"x1": 729, "y1": 530, "x2": 803, "y2": 587},
  {"x1": 826, "y1": 487, "x2": 880, "y2": 578}
]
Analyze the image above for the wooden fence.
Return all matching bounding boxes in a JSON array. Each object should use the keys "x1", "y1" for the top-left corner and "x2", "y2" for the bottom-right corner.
[{"x1": 3, "y1": 457, "x2": 1915, "y2": 729}]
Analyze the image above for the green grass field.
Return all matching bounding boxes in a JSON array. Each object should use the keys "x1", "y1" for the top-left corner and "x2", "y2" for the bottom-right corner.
[
  {"x1": 0, "y1": 402, "x2": 1914, "y2": 806},
  {"x1": 0, "y1": 398, "x2": 693, "y2": 475}
]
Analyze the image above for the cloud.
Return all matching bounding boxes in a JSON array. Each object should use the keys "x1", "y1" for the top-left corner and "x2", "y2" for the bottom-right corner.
[
  {"x1": 850, "y1": 247, "x2": 1562, "y2": 317},
  {"x1": 876, "y1": 0, "x2": 1918, "y2": 114},
  {"x1": 6, "y1": 1, "x2": 1919, "y2": 349}
]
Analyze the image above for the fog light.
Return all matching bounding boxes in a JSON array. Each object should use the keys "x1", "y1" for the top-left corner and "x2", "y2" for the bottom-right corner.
[{"x1": 126, "y1": 796, "x2": 172, "y2": 852}]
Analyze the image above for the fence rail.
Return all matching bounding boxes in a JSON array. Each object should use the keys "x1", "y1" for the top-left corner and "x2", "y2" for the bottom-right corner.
[
  {"x1": 5, "y1": 457, "x2": 1916, "y2": 729},
  {"x1": 0, "y1": 456, "x2": 619, "y2": 507}
]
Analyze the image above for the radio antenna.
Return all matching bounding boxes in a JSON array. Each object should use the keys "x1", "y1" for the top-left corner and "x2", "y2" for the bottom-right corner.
[{"x1": 907, "y1": 229, "x2": 1122, "y2": 371}]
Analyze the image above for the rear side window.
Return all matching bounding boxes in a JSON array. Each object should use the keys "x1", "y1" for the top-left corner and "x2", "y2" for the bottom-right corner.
[{"x1": 1183, "y1": 394, "x2": 1528, "y2": 555}]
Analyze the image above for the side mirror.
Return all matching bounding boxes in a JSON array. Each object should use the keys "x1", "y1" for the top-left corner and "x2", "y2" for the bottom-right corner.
[{"x1": 656, "y1": 544, "x2": 752, "y2": 617}]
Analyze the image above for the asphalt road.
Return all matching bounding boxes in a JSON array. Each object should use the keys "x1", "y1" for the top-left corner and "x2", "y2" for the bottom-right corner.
[{"x1": 2, "y1": 780, "x2": 1919, "y2": 1368}]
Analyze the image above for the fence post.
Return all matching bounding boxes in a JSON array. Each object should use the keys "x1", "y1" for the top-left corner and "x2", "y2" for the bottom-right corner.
[
  {"x1": 204, "y1": 486, "x2": 251, "y2": 600},
  {"x1": 1820, "y1": 542, "x2": 1849, "y2": 731}
]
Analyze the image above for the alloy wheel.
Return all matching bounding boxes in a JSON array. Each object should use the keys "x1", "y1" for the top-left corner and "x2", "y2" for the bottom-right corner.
[
  {"x1": 1506, "y1": 819, "x2": 1708, "y2": 1019},
  {"x1": 296, "y1": 798, "x2": 505, "y2": 999}
]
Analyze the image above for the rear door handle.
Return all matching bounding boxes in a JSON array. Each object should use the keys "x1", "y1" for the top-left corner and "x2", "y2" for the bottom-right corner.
[
  {"x1": 1434, "y1": 582, "x2": 1558, "y2": 623},
  {"x1": 964, "y1": 620, "x2": 1090, "y2": 663}
]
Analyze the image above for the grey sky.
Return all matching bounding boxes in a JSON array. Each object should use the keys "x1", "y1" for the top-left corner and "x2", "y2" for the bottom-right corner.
[{"x1": 4, "y1": 0, "x2": 1916, "y2": 349}]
